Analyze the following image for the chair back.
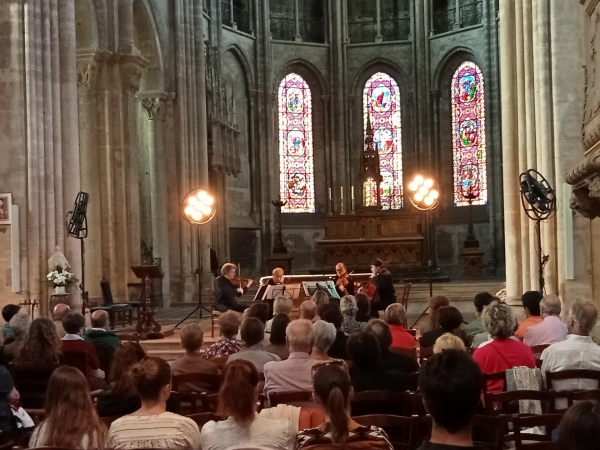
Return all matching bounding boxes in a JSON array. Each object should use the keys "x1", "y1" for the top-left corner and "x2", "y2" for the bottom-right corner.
[
  {"x1": 512, "y1": 414, "x2": 563, "y2": 449},
  {"x1": 200, "y1": 392, "x2": 220, "y2": 412},
  {"x1": 352, "y1": 390, "x2": 408, "y2": 416},
  {"x1": 418, "y1": 345, "x2": 434, "y2": 365},
  {"x1": 10, "y1": 363, "x2": 55, "y2": 409},
  {"x1": 545, "y1": 369, "x2": 600, "y2": 390},
  {"x1": 208, "y1": 356, "x2": 229, "y2": 371},
  {"x1": 482, "y1": 371, "x2": 507, "y2": 393},
  {"x1": 352, "y1": 414, "x2": 418, "y2": 450},
  {"x1": 268, "y1": 391, "x2": 315, "y2": 407},
  {"x1": 100, "y1": 278, "x2": 115, "y2": 305},
  {"x1": 390, "y1": 346, "x2": 417, "y2": 361},
  {"x1": 407, "y1": 392, "x2": 427, "y2": 417},
  {"x1": 91, "y1": 341, "x2": 115, "y2": 374},
  {"x1": 172, "y1": 372, "x2": 222, "y2": 393},
  {"x1": 530, "y1": 344, "x2": 550, "y2": 355},
  {"x1": 401, "y1": 283, "x2": 411, "y2": 312},
  {"x1": 471, "y1": 415, "x2": 508, "y2": 450},
  {"x1": 116, "y1": 333, "x2": 140, "y2": 343},
  {"x1": 568, "y1": 388, "x2": 600, "y2": 406},
  {"x1": 186, "y1": 412, "x2": 223, "y2": 428},
  {"x1": 483, "y1": 390, "x2": 553, "y2": 415},
  {"x1": 61, "y1": 350, "x2": 91, "y2": 379}
]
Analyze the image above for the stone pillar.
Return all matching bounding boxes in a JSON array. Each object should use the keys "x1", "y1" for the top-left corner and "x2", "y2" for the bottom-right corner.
[
  {"x1": 454, "y1": 0, "x2": 461, "y2": 29},
  {"x1": 375, "y1": 0, "x2": 382, "y2": 42},
  {"x1": 141, "y1": 96, "x2": 171, "y2": 306},
  {"x1": 119, "y1": 0, "x2": 137, "y2": 54}
]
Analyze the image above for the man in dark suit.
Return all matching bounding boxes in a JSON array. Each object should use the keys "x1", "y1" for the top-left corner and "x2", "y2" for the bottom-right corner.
[
  {"x1": 214, "y1": 263, "x2": 248, "y2": 312},
  {"x1": 366, "y1": 258, "x2": 396, "y2": 317}
]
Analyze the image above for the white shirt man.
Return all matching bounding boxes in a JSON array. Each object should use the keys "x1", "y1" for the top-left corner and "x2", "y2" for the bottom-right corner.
[
  {"x1": 524, "y1": 295, "x2": 568, "y2": 346},
  {"x1": 541, "y1": 301, "x2": 600, "y2": 410},
  {"x1": 263, "y1": 319, "x2": 317, "y2": 396}
]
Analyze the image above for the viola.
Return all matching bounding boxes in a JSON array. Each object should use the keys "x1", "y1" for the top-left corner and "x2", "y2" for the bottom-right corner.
[{"x1": 229, "y1": 263, "x2": 253, "y2": 289}]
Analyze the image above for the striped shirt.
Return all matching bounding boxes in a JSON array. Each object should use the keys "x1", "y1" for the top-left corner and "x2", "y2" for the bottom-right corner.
[
  {"x1": 297, "y1": 420, "x2": 393, "y2": 450},
  {"x1": 106, "y1": 412, "x2": 201, "y2": 450}
]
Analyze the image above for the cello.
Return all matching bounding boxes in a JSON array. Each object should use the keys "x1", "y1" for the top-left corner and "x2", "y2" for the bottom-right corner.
[{"x1": 361, "y1": 277, "x2": 377, "y2": 301}]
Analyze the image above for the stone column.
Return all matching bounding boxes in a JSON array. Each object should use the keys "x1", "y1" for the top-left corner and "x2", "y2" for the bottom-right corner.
[
  {"x1": 119, "y1": 0, "x2": 137, "y2": 54},
  {"x1": 376, "y1": 0, "x2": 382, "y2": 42},
  {"x1": 249, "y1": 89, "x2": 260, "y2": 219}
]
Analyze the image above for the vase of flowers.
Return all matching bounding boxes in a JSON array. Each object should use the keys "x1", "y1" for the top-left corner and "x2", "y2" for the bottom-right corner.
[{"x1": 47, "y1": 267, "x2": 78, "y2": 294}]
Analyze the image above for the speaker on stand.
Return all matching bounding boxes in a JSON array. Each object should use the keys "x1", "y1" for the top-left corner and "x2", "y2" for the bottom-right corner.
[{"x1": 66, "y1": 192, "x2": 89, "y2": 313}]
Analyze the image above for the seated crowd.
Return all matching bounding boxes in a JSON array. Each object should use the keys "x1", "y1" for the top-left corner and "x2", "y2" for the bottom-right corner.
[{"x1": 1, "y1": 284, "x2": 600, "y2": 450}]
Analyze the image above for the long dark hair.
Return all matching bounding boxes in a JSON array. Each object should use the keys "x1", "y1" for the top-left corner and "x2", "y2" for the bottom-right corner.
[
  {"x1": 108, "y1": 342, "x2": 146, "y2": 396},
  {"x1": 313, "y1": 364, "x2": 352, "y2": 443},
  {"x1": 41, "y1": 366, "x2": 106, "y2": 449},
  {"x1": 16, "y1": 318, "x2": 61, "y2": 366},
  {"x1": 270, "y1": 313, "x2": 291, "y2": 345},
  {"x1": 218, "y1": 360, "x2": 259, "y2": 426}
]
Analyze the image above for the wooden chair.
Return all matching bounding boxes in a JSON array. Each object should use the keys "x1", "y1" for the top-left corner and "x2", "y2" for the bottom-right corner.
[
  {"x1": 512, "y1": 414, "x2": 563, "y2": 449},
  {"x1": 481, "y1": 371, "x2": 507, "y2": 394},
  {"x1": 352, "y1": 415, "x2": 419, "y2": 450},
  {"x1": 390, "y1": 346, "x2": 417, "y2": 361},
  {"x1": 209, "y1": 356, "x2": 229, "y2": 371},
  {"x1": 483, "y1": 390, "x2": 554, "y2": 416},
  {"x1": 406, "y1": 372, "x2": 419, "y2": 391},
  {"x1": 568, "y1": 388, "x2": 600, "y2": 406},
  {"x1": 90, "y1": 279, "x2": 134, "y2": 329},
  {"x1": 351, "y1": 390, "x2": 408, "y2": 416},
  {"x1": 407, "y1": 392, "x2": 427, "y2": 417},
  {"x1": 116, "y1": 333, "x2": 140, "y2": 343},
  {"x1": 171, "y1": 373, "x2": 222, "y2": 414},
  {"x1": 546, "y1": 369, "x2": 600, "y2": 391},
  {"x1": 531, "y1": 344, "x2": 550, "y2": 368},
  {"x1": 200, "y1": 392, "x2": 220, "y2": 412},
  {"x1": 400, "y1": 283, "x2": 411, "y2": 314},
  {"x1": 418, "y1": 345, "x2": 434, "y2": 365},
  {"x1": 186, "y1": 412, "x2": 223, "y2": 429},
  {"x1": 268, "y1": 391, "x2": 314, "y2": 407},
  {"x1": 471, "y1": 415, "x2": 508, "y2": 450},
  {"x1": 206, "y1": 288, "x2": 220, "y2": 338}
]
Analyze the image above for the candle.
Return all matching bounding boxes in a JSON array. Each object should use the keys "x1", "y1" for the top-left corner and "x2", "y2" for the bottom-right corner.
[
  {"x1": 351, "y1": 186, "x2": 355, "y2": 200},
  {"x1": 328, "y1": 187, "x2": 332, "y2": 200},
  {"x1": 340, "y1": 186, "x2": 344, "y2": 200}
]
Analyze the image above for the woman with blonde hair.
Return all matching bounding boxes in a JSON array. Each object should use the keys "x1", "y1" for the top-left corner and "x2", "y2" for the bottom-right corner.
[
  {"x1": 29, "y1": 366, "x2": 107, "y2": 449},
  {"x1": 200, "y1": 359, "x2": 296, "y2": 450},
  {"x1": 433, "y1": 333, "x2": 467, "y2": 354}
]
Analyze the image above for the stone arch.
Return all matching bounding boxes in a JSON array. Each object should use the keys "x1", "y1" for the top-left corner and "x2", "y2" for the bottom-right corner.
[
  {"x1": 133, "y1": 0, "x2": 165, "y2": 91},
  {"x1": 223, "y1": 44, "x2": 255, "y2": 96},
  {"x1": 433, "y1": 47, "x2": 483, "y2": 91},
  {"x1": 75, "y1": 0, "x2": 99, "y2": 50},
  {"x1": 351, "y1": 57, "x2": 410, "y2": 95},
  {"x1": 275, "y1": 59, "x2": 329, "y2": 97}
]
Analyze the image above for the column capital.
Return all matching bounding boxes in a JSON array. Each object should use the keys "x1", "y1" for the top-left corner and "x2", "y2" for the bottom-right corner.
[
  {"x1": 77, "y1": 62, "x2": 98, "y2": 92},
  {"x1": 120, "y1": 55, "x2": 147, "y2": 97},
  {"x1": 141, "y1": 97, "x2": 166, "y2": 121}
]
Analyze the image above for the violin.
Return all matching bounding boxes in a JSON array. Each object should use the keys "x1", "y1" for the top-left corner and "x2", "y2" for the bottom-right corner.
[
  {"x1": 335, "y1": 273, "x2": 350, "y2": 290},
  {"x1": 229, "y1": 263, "x2": 253, "y2": 289}
]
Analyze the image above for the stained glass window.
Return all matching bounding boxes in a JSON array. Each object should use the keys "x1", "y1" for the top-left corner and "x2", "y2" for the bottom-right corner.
[
  {"x1": 452, "y1": 61, "x2": 487, "y2": 206},
  {"x1": 363, "y1": 177, "x2": 378, "y2": 207},
  {"x1": 278, "y1": 73, "x2": 315, "y2": 213},
  {"x1": 363, "y1": 72, "x2": 403, "y2": 209}
]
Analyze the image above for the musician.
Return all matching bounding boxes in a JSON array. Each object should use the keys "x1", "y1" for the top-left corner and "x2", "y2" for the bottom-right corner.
[
  {"x1": 333, "y1": 262, "x2": 354, "y2": 297},
  {"x1": 366, "y1": 259, "x2": 396, "y2": 317},
  {"x1": 214, "y1": 263, "x2": 248, "y2": 313},
  {"x1": 268, "y1": 267, "x2": 285, "y2": 285}
]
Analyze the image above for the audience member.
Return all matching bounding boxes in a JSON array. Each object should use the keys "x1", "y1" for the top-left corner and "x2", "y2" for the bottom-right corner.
[
  {"x1": 433, "y1": 333, "x2": 466, "y2": 354},
  {"x1": 265, "y1": 313, "x2": 291, "y2": 360},
  {"x1": 384, "y1": 303, "x2": 416, "y2": 349},
  {"x1": 107, "y1": 356, "x2": 201, "y2": 450},
  {"x1": 472, "y1": 303, "x2": 535, "y2": 392},
  {"x1": 541, "y1": 301, "x2": 600, "y2": 410},
  {"x1": 62, "y1": 312, "x2": 105, "y2": 389},
  {"x1": 524, "y1": 295, "x2": 568, "y2": 346},
  {"x1": 4, "y1": 311, "x2": 31, "y2": 360},
  {"x1": 52, "y1": 303, "x2": 70, "y2": 339},
  {"x1": 319, "y1": 303, "x2": 348, "y2": 359},
  {"x1": 83, "y1": 310, "x2": 120, "y2": 350},
  {"x1": 29, "y1": 366, "x2": 107, "y2": 449},
  {"x1": 200, "y1": 360, "x2": 296, "y2": 450},
  {"x1": 0, "y1": 366, "x2": 18, "y2": 434},
  {"x1": 1, "y1": 304, "x2": 20, "y2": 341},
  {"x1": 247, "y1": 302, "x2": 270, "y2": 326},
  {"x1": 514, "y1": 290, "x2": 544, "y2": 340},
  {"x1": 463, "y1": 292, "x2": 494, "y2": 338},
  {"x1": 340, "y1": 295, "x2": 366, "y2": 334},
  {"x1": 13, "y1": 318, "x2": 61, "y2": 409},
  {"x1": 347, "y1": 331, "x2": 411, "y2": 392},
  {"x1": 170, "y1": 324, "x2": 219, "y2": 393},
  {"x1": 420, "y1": 306, "x2": 467, "y2": 349},
  {"x1": 557, "y1": 400, "x2": 600, "y2": 450},
  {"x1": 227, "y1": 317, "x2": 280, "y2": 372},
  {"x1": 311, "y1": 291, "x2": 329, "y2": 321},
  {"x1": 421, "y1": 296, "x2": 450, "y2": 333},
  {"x1": 366, "y1": 319, "x2": 419, "y2": 374},
  {"x1": 264, "y1": 319, "x2": 317, "y2": 395},
  {"x1": 311, "y1": 320, "x2": 337, "y2": 361},
  {"x1": 266, "y1": 296, "x2": 293, "y2": 333},
  {"x1": 418, "y1": 350, "x2": 485, "y2": 450},
  {"x1": 300, "y1": 300, "x2": 318, "y2": 321},
  {"x1": 354, "y1": 293, "x2": 371, "y2": 323},
  {"x1": 97, "y1": 342, "x2": 146, "y2": 417},
  {"x1": 202, "y1": 310, "x2": 244, "y2": 359},
  {"x1": 297, "y1": 362, "x2": 392, "y2": 450}
]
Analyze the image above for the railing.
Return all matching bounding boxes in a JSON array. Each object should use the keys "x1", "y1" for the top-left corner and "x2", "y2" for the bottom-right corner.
[
  {"x1": 270, "y1": 16, "x2": 296, "y2": 41},
  {"x1": 299, "y1": 18, "x2": 326, "y2": 43},
  {"x1": 233, "y1": 5, "x2": 252, "y2": 34},
  {"x1": 381, "y1": 17, "x2": 410, "y2": 41},
  {"x1": 432, "y1": 8, "x2": 456, "y2": 34},
  {"x1": 221, "y1": 0, "x2": 232, "y2": 27},
  {"x1": 460, "y1": 1, "x2": 483, "y2": 28},
  {"x1": 348, "y1": 20, "x2": 377, "y2": 43}
]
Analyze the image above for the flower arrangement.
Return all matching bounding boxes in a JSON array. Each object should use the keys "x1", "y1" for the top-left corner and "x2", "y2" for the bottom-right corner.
[{"x1": 47, "y1": 267, "x2": 78, "y2": 288}]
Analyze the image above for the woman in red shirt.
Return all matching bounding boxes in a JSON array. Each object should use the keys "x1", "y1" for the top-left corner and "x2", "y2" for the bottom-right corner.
[
  {"x1": 472, "y1": 302, "x2": 535, "y2": 392},
  {"x1": 384, "y1": 304, "x2": 416, "y2": 349}
]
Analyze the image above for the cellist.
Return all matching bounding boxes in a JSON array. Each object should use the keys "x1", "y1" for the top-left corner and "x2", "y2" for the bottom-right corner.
[
  {"x1": 360, "y1": 258, "x2": 396, "y2": 317},
  {"x1": 333, "y1": 262, "x2": 354, "y2": 297}
]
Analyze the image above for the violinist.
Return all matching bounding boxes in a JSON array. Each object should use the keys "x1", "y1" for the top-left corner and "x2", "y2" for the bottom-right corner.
[
  {"x1": 214, "y1": 263, "x2": 251, "y2": 313},
  {"x1": 333, "y1": 263, "x2": 355, "y2": 297}
]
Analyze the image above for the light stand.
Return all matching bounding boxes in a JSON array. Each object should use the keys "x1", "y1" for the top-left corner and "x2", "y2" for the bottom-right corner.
[
  {"x1": 406, "y1": 174, "x2": 440, "y2": 328},
  {"x1": 175, "y1": 189, "x2": 216, "y2": 328},
  {"x1": 66, "y1": 192, "x2": 89, "y2": 314}
]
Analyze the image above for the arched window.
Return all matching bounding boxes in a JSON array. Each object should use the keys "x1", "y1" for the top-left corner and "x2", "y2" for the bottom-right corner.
[
  {"x1": 363, "y1": 72, "x2": 403, "y2": 210},
  {"x1": 452, "y1": 61, "x2": 487, "y2": 207},
  {"x1": 278, "y1": 73, "x2": 315, "y2": 213}
]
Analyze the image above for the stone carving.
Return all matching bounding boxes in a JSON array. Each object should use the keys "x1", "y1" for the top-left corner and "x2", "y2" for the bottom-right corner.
[
  {"x1": 570, "y1": 188, "x2": 600, "y2": 219},
  {"x1": 77, "y1": 63, "x2": 97, "y2": 92},
  {"x1": 141, "y1": 97, "x2": 165, "y2": 120},
  {"x1": 590, "y1": 176, "x2": 600, "y2": 198},
  {"x1": 121, "y1": 62, "x2": 144, "y2": 96}
]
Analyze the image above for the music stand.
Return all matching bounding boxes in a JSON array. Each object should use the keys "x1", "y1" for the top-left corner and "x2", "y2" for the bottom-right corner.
[
  {"x1": 302, "y1": 281, "x2": 340, "y2": 299},
  {"x1": 131, "y1": 265, "x2": 164, "y2": 339}
]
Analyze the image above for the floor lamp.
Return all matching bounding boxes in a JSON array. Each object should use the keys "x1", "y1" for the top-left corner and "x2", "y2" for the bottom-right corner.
[
  {"x1": 176, "y1": 189, "x2": 216, "y2": 328},
  {"x1": 407, "y1": 174, "x2": 440, "y2": 328}
]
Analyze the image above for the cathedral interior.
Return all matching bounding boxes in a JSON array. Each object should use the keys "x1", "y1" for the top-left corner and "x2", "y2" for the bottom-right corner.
[{"x1": 1, "y1": 0, "x2": 600, "y2": 315}]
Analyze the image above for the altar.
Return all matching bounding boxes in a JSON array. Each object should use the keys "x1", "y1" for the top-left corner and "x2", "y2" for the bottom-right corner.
[{"x1": 316, "y1": 211, "x2": 425, "y2": 272}]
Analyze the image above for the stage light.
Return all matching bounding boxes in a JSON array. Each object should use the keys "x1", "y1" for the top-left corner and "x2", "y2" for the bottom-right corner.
[
  {"x1": 408, "y1": 182, "x2": 418, "y2": 192},
  {"x1": 415, "y1": 175, "x2": 424, "y2": 185},
  {"x1": 182, "y1": 189, "x2": 216, "y2": 225}
]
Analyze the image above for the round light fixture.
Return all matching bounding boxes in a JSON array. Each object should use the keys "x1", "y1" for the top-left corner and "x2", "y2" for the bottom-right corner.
[
  {"x1": 407, "y1": 174, "x2": 440, "y2": 211},
  {"x1": 182, "y1": 189, "x2": 217, "y2": 225}
]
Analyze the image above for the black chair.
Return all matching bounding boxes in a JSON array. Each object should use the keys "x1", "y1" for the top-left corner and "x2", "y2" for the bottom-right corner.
[
  {"x1": 351, "y1": 390, "x2": 408, "y2": 416},
  {"x1": 351, "y1": 415, "x2": 420, "y2": 450},
  {"x1": 91, "y1": 279, "x2": 136, "y2": 329}
]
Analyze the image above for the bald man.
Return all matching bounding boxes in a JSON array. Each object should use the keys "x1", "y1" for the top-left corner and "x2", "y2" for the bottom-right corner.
[
  {"x1": 82, "y1": 310, "x2": 120, "y2": 350},
  {"x1": 523, "y1": 295, "x2": 568, "y2": 346},
  {"x1": 269, "y1": 267, "x2": 285, "y2": 285},
  {"x1": 53, "y1": 303, "x2": 70, "y2": 338},
  {"x1": 299, "y1": 300, "x2": 317, "y2": 322}
]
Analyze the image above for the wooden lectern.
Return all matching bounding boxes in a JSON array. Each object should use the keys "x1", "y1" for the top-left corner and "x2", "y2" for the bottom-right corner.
[{"x1": 131, "y1": 265, "x2": 164, "y2": 339}]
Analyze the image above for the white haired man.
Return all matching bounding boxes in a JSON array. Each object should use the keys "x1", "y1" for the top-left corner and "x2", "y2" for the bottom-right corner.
[
  {"x1": 263, "y1": 319, "x2": 317, "y2": 396},
  {"x1": 541, "y1": 301, "x2": 600, "y2": 410},
  {"x1": 524, "y1": 295, "x2": 568, "y2": 346}
]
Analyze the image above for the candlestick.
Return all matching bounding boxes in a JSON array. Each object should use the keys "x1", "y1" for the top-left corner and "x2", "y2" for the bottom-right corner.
[
  {"x1": 340, "y1": 186, "x2": 344, "y2": 200},
  {"x1": 351, "y1": 186, "x2": 355, "y2": 200},
  {"x1": 328, "y1": 187, "x2": 332, "y2": 200}
]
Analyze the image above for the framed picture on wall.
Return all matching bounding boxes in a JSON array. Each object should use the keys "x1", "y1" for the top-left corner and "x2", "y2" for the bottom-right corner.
[{"x1": 0, "y1": 193, "x2": 12, "y2": 225}]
